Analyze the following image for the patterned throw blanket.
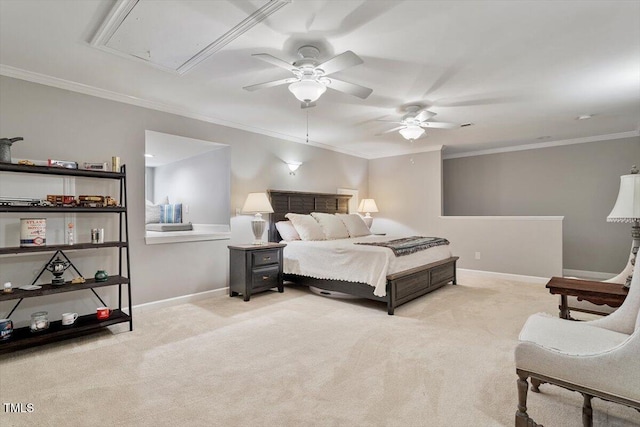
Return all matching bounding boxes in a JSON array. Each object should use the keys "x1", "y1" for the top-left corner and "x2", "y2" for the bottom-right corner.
[{"x1": 355, "y1": 236, "x2": 450, "y2": 257}]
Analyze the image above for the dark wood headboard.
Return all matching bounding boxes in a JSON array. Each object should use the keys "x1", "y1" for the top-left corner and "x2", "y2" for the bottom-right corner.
[{"x1": 267, "y1": 190, "x2": 352, "y2": 242}]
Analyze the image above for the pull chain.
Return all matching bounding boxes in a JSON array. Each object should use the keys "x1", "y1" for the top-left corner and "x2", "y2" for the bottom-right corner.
[{"x1": 306, "y1": 109, "x2": 309, "y2": 144}]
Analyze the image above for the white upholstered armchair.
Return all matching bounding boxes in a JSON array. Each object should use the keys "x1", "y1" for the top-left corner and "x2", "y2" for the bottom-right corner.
[{"x1": 514, "y1": 259, "x2": 640, "y2": 426}]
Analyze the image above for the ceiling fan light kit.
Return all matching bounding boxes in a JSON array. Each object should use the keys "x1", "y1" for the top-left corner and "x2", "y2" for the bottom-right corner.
[
  {"x1": 288, "y1": 80, "x2": 326, "y2": 103},
  {"x1": 399, "y1": 125, "x2": 425, "y2": 141}
]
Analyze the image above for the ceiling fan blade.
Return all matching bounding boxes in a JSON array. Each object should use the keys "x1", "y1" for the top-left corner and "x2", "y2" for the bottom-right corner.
[
  {"x1": 415, "y1": 110, "x2": 436, "y2": 122},
  {"x1": 301, "y1": 101, "x2": 316, "y2": 109},
  {"x1": 377, "y1": 126, "x2": 405, "y2": 135},
  {"x1": 326, "y1": 78, "x2": 373, "y2": 99},
  {"x1": 375, "y1": 119, "x2": 404, "y2": 124},
  {"x1": 252, "y1": 53, "x2": 296, "y2": 71},
  {"x1": 317, "y1": 51, "x2": 363, "y2": 75},
  {"x1": 243, "y1": 77, "x2": 298, "y2": 92},
  {"x1": 421, "y1": 122, "x2": 460, "y2": 129}
]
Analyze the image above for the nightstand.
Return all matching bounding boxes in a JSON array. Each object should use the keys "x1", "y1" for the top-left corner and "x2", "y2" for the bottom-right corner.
[{"x1": 228, "y1": 243, "x2": 286, "y2": 301}]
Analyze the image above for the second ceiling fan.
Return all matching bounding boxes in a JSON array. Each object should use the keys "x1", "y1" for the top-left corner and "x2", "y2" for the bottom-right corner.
[
  {"x1": 379, "y1": 106, "x2": 462, "y2": 141},
  {"x1": 243, "y1": 45, "x2": 373, "y2": 108}
]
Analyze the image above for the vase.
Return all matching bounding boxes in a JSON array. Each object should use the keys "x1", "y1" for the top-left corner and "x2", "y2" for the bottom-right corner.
[{"x1": 94, "y1": 270, "x2": 108, "y2": 282}]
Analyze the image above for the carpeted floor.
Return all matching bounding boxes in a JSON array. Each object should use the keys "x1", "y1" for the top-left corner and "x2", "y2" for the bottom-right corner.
[{"x1": 1, "y1": 272, "x2": 638, "y2": 427}]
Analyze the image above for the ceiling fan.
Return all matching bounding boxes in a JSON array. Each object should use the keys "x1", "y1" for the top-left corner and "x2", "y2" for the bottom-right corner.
[
  {"x1": 379, "y1": 106, "x2": 462, "y2": 141},
  {"x1": 243, "y1": 45, "x2": 373, "y2": 108}
]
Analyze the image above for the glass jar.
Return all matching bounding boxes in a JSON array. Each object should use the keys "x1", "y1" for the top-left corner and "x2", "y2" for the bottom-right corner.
[{"x1": 30, "y1": 311, "x2": 49, "y2": 332}]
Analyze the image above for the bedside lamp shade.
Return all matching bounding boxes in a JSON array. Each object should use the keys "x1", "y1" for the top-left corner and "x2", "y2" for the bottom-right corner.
[
  {"x1": 242, "y1": 193, "x2": 274, "y2": 245},
  {"x1": 605, "y1": 166, "x2": 640, "y2": 287},
  {"x1": 358, "y1": 198, "x2": 379, "y2": 229}
]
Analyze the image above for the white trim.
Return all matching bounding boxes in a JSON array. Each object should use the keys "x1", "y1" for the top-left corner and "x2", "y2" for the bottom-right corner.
[
  {"x1": 440, "y1": 215, "x2": 564, "y2": 221},
  {"x1": 177, "y1": 1, "x2": 291, "y2": 74},
  {"x1": 132, "y1": 287, "x2": 228, "y2": 314},
  {"x1": 366, "y1": 144, "x2": 444, "y2": 160},
  {"x1": 337, "y1": 188, "x2": 359, "y2": 214},
  {"x1": 145, "y1": 224, "x2": 231, "y2": 245},
  {"x1": 0, "y1": 64, "x2": 366, "y2": 159},
  {"x1": 90, "y1": 0, "x2": 139, "y2": 47},
  {"x1": 457, "y1": 268, "x2": 550, "y2": 284},
  {"x1": 562, "y1": 269, "x2": 617, "y2": 281},
  {"x1": 3, "y1": 63, "x2": 636, "y2": 162},
  {"x1": 443, "y1": 131, "x2": 640, "y2": 159},
  {"x1": 90, "y1": 0, "x2": 291, "y2": 76}
]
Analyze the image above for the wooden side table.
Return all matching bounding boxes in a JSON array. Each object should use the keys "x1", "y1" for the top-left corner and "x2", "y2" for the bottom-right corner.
[
  {"x1": 545, "y1": 277, "x2": 628, "y2": 319},
  {"x1": 228, "y1": 243, "x2": 286, "y2": 301}
]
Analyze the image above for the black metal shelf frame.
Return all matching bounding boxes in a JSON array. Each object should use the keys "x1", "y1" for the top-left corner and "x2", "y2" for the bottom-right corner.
[{"x1": 0, "y1": 164, "x2": 133, "y2": 353}]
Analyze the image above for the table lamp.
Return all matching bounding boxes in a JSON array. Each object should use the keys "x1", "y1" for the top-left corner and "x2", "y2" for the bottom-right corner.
[
  {"x1": 358, "y1": 198, "x2": 379, "y2": 229},
  {"x1": 606, "y1": 166, "x2": 640, "y2": 288},
  {"x1": 242, "y1": 192, "x2": 274, "y2": 245}
]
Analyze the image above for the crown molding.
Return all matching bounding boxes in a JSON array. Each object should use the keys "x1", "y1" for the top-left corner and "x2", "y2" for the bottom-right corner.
[
  {"x1": 0, "y1": 64, "x2": 367, "y2": 159},
  {"x1": 443, "y1": 130, "x2": 640, "y2": 160}
]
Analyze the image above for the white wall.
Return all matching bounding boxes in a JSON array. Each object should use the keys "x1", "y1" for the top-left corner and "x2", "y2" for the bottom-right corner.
[
  {"x1": 368, "y1": 149, "x2": 563, "y2": 278},
  {"x1": 0, "y1": 76, "x2": 369, "y2": 326}
]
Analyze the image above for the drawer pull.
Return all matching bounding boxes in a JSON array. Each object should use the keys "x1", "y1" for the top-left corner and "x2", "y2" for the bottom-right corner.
[
  {"x1": 262, "y1": 276, "x2": 270, "y2": 280},
  {"x1": 263, "y1": 256, "x2": 271, "y2": 261}
]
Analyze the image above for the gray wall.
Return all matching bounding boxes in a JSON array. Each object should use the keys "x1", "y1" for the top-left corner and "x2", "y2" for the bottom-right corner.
[
  {"x1": 0, "y1": 76, "x2": 368, "y2": 325},
  {"x1": 152, "y1": 147, "x2": 230, "y2": 225},
  {"x1": 443, "y1": 137, "x2": 640, "y2": 274}
]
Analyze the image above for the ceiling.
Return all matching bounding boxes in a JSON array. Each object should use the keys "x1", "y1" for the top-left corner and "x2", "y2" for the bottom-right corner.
[{"x1": 0, "y1": 0, "x2": 638, "y2": 159}]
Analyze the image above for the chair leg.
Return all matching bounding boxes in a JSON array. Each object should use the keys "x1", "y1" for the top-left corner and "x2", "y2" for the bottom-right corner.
[
  {"x1": 531, "y1": 378, "x2": 542, "y2": 393},
  {"x1": 582, "y1": 394, "x2": 593, "y2": 427},
  {"x1": 516, "y1": 371, "x2": 543, "y2": 426}
]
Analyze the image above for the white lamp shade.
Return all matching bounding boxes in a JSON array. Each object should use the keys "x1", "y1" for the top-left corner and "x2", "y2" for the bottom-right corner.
[
  {"x1": 399, "y1": 125, "x2": 425, "y2": 141},
  {"x1": 288, "y1": 80, "x2": 326, "y2": 103},
  {"x1": 357, "y1": 199, "x2": 379, "y2": 214},
  {"x1": 241, "y1": 192, "x2": 274, "y2": 214},
  {"x1": 608, "y1": 173, "x2": 640, "y2": 222}
]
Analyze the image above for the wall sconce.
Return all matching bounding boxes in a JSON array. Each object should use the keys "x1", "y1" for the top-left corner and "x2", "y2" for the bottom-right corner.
[{"x1": 287, "y1": 161, "x2": 302, "y2": 175}]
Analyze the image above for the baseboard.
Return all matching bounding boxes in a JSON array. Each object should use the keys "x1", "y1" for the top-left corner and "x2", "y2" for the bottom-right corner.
[
  {"x1": 562, "y1": 269, "x2": 616, "y2": 281},
  {"x1": 457, "y1": 268, "x2": 550, "y2": 284},
  {"x1": 132, "y1": 287, "x2": 228, "y2": 314}
]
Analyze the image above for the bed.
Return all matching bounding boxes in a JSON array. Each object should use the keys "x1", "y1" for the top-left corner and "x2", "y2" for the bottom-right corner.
[{"x1": 268, "y1": 190, "x2": 458, "y2": 315}]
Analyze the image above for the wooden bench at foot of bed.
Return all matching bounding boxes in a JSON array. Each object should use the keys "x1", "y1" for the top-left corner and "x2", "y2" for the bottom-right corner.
[{"x1": 284, "y1": 256, "x2": 459, "y2": 315}]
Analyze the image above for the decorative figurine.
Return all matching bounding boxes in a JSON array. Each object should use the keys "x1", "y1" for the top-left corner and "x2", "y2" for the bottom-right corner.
[
  {"x1": 45, "y1": 256, "x2": 71, "y2": 285},
  {"x1": 94, "y1": 270, "x2": 108, "y2": 282},
  {"x1": 3, "y1": 282, "x2": 12, "y2": 293}
]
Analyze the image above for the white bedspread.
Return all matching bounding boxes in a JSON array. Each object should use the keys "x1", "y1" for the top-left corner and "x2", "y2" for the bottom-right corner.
[{"x1": 282, "y1": 235, "x2": 452, "y2": 297}]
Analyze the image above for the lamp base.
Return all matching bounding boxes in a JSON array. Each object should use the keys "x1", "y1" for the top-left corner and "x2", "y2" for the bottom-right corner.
[
  {"x1": 605, "y1": 223, "x2": 639, "y2": 288},
  {"x1": 251, "y1": 216, "x2": 266, "y2": 245}
]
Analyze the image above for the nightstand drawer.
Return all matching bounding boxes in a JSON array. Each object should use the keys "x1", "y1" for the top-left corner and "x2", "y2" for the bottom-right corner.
[
  {"x1": 251, "y1": 265, "x2": 280, "y2": 289},
  {"x1": 252, "y1": 249, "x2": 280, "y2": 267}
]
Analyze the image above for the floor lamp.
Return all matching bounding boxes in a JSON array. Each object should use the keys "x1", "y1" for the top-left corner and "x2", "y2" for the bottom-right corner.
[{"x1": 605, "y1": 166, "x2": 640, "y2": 288}]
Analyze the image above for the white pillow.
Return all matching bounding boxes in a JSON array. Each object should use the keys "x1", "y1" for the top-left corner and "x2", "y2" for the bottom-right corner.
[
  {"x1": 145, "y1": 200, "x2": 160, "y2": 224},
  {"x1": 336, "y1": 213, "x2": 371, "y2": 237},
  {"x1": 311, "y1": 212, "x2": 349, "y2": 239},
  {"x1": 275, "y1": 221, "x2": 301, "y2": 242},
  {"x1": 285, "y1": 213, "x2": 326, "y2": 241}
]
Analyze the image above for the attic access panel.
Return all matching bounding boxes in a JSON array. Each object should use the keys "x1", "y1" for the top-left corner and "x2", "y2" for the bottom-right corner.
[{"x1": 91, "y1": 0, "x2": 290, "y2": 74}]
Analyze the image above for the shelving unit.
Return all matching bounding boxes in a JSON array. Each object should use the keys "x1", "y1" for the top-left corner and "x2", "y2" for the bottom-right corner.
[{"x1": 0, "y1": 163, "x2": 132, "y2": 354}]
